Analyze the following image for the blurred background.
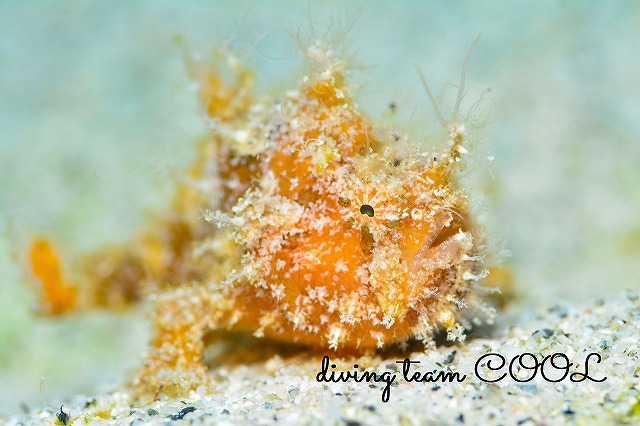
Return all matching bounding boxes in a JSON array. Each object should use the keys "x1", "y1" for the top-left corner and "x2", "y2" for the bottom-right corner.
[{"x1": 1, "y1": 0, "x2": 639, "y2": 416}]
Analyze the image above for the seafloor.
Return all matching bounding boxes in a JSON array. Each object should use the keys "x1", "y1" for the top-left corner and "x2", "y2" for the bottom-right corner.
[{"x1": 4, "y1": 292, "x2": 639, "y2": 426}]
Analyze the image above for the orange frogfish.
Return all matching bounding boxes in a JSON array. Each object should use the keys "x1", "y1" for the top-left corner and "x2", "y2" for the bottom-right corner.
[{"x1": 27, "y1": 39, "x2": 491, "y2": 396}]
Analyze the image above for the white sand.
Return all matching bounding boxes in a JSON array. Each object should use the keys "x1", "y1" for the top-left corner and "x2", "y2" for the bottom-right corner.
[{"x1": 4, "y1": 291, "x2": 638, "y2": 425}]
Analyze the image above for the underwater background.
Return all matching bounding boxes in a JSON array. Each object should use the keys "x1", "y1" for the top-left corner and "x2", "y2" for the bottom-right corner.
[{"x1": 1, "y1": 0, "x2": 639, "y2": 415}]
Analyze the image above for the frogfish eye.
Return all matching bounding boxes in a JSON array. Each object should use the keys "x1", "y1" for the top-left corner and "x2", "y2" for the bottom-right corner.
[{"x1": 360, "y1": 204, "x2": 375, "y2": 217}]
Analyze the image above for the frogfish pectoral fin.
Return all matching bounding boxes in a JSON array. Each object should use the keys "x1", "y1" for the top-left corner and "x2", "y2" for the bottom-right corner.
[{"x1": 28, "y1": 239, "x2": 77, "y2": 315}]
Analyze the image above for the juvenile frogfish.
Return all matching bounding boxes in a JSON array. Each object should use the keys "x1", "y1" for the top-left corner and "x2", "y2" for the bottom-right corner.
[{"x1": 28, "y1": 40, "x2": 490, "y2": 396}]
